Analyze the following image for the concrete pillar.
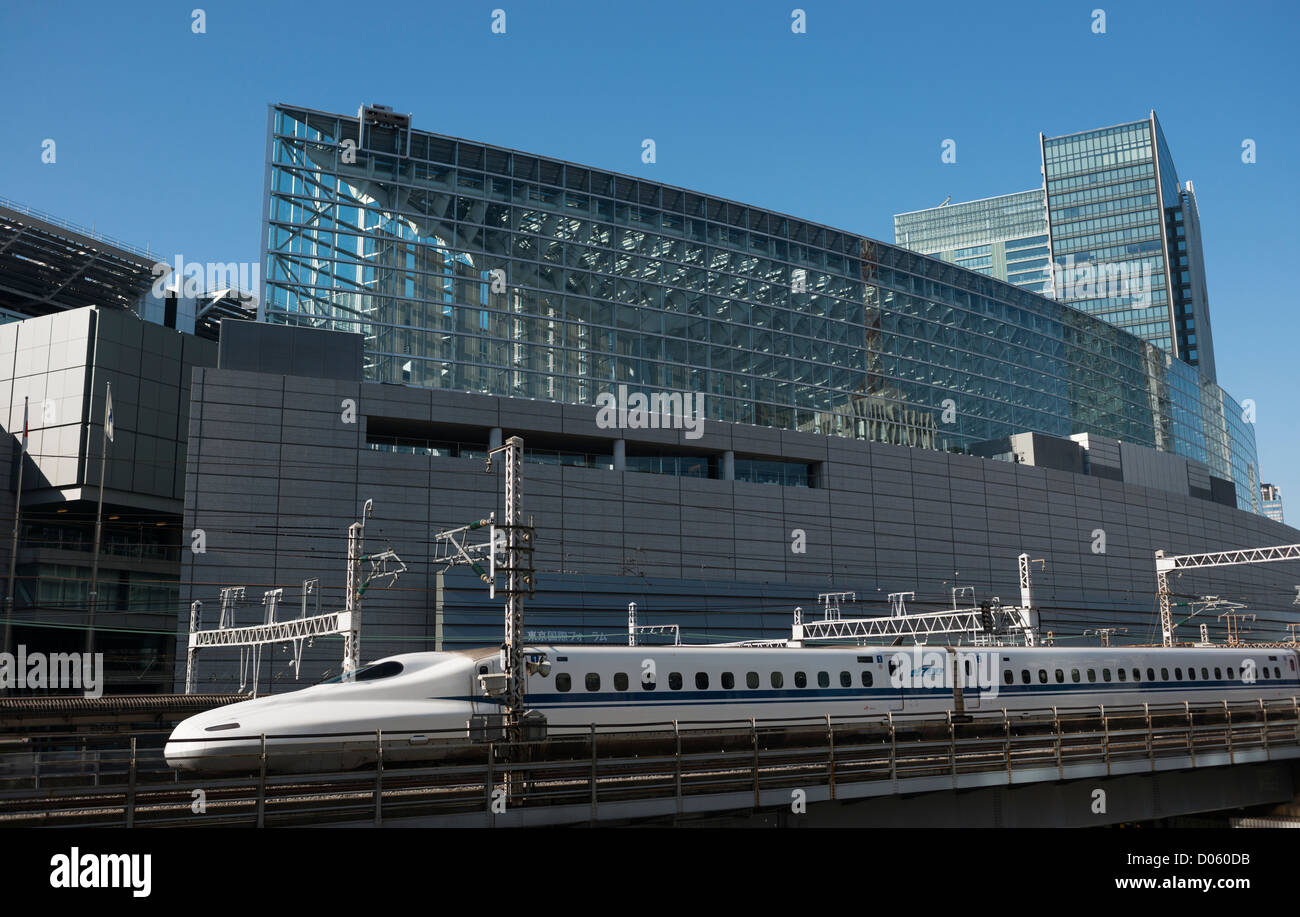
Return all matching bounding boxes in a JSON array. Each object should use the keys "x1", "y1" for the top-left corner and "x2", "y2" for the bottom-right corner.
[
  {"x1": 613, "y1": 440, "x2": 626, "y2": 472},
  {"x1": 723, "y1": 450, "x2": 735, "y2": 481},
  {"x1": 489, "y1": 427, "x2": 503, "y2": 450}
]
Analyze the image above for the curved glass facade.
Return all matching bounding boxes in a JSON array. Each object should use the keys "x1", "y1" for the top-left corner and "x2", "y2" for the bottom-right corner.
[{"x1": 262, "y1": 104, "x2": 1259, "y2": 511}]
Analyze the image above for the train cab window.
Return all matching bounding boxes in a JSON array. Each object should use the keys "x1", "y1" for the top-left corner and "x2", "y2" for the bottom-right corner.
[
  {"x1": 818, "y1": 671, "x2": 830, "y2": 688},
  {"x1": 1161, "y1": 668, "x2": 1170, "y2": 681},
  {"x1": 1038, "y1": 669, "x2": 1048, "y2": 684},
  {"x1": 1102, "y1": 669, "x2": 1111, "y2": 682},
  {"x1": 1175, "y1": 668, "x2": 1182, "y2": 680},
  {"x1": 839, "y1": 671, "x2": 851, "y2": 688},
  {"x1": 1147, "y1": 668, "x2": 1155, "y2": 681},
  {"x1": 586, "y1": 673, "x2": 601, "y2": 691},
  {"x1": 771, "y1": 672, "x2": 784, "y2": 689},
  {"x1": 861, "y1": 671, "x2": 874, "y2": 687},
  {"x1": 557, "y1": 673, "x2": 572, "y2": 692},
  {"x1": 1088, "y1": 669, "x2": 1097, "y2": 683},
  {"x1": 1118, "y1": 668, "x2": 1126, "y2": 682},
  {"x1": 614, "y1": 673, "x2": 629, "y2": 691},
  {"x1": 722, "y1": 672, "x2": 735, "y2": 690},
  {"x1": 1021, "y1": 669, "x2": 1031, "y2": 685},
  {"x1": 695, "y1": 672, "x2": 709, "y2": 690},
  {"x1": 1055, "y1": 669, "x2": 1064, "y2": 684},
  {"x1": 1215, "y1": 668, "x2": 1222, "y2": 680},
  {"x1": 1071, "y1": 669, "x2": 1080, "y2": 683},
  {"x1": 795, "y1": 671, "x2": 807, "y2": 688},
  {"x1": 1004, "y1": 670, "x2": 1014, "y2": 686},
  {"x1": 669, "y1": 672, "x2": 683, "y2": 690},
  {"x1": 747, "y1": 672, "x2": 759, "y2": 689}
]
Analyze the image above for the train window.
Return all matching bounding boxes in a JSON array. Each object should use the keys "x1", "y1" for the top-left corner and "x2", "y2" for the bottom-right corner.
[
  {"x1": 1226, "y1": 668, "x2": 1234, "y2": 681},
  {"x1": 1054, "y1": 669, "x2": 1064, "y2": 684},
  {"x1": 557, "y1": 673, "x2": 572, "y2": 692},
  {"x1": 669, "y1": 672, "x2": 683, "y2": 690},
  {"x1": 1147, "y1": 668, "x2": 1155, "y2": 681},
  {"x1": 1038, "y1": 669, "x2": 1047, "y2": 684},
  {"x1": 1071, "y1": 669, "x2": 1080, "y2": 683},
  {"x1": 818, "y1": 671, "x2": 830, "y2": 688},
  {"x1": 586, "y1": 673, "x2": 601, "y2": 691},
  {"x1": 1202, "y1": 668, "x2": 1209, "y2": 680},
  {"x1": 1188, "y1": 668, "x2": 1195, "y2": 681},
  {"x1": 350, "y1": 661, "x2": 405, "y2": 682},
  {"x1": 861, "y1": 671, "x2": 874, "y2": 687},
  {"x1": 1132, "y1": 668, "x2": 1140, "y2": 682},
  {"x1": 1118, "y1": 668, "x2": 1126, "y2": 682},
  {"x1": 1175, "y1": 668, "x2": 1182, "y2": 680},
  {"x1": 771, "y1": 672, "x2": 784, "y2": 689},
  {"x1": 722, "y1": 672, "x2": 735, "y2": 690},
  {"x1": 1088, "y1": 669, "x2": 1096, "y2": 683},
  {"x1": 1262, "y1": 667, "x2": 1270, "y2": 680},
  {"x1": 747, "y1": 672, "x2": 759, "y2": 689},
  {"x1": 1276, "y1": 667, "x2": 1282, "y2": 679},
  {"x1": 1102, "y1": 669, "x2": 1111, "y2": 682},
  {"x1": 839, "y1": 671, "x2": 851, "y2": 688},
  {"x1": 614, "y1": 673, "x2": 629, "y2": 691},
  {"x1": 1161, "y1": 668, "x2": 1169, "y2": 680},
  {"x1": 696, "y1": 672, "x2": 709, "y2": 690},
  {"x1": 1021, "y1": 670, "x2": 1030, "y2": 685},
  {"x1": 1004, "y1": 670, "x2": 1013, "y2": 685},
  {"x1": 1215, "y1": 668, "x2": 1222, "y2": 680},
  {"x1": 795, "y1": 671, "x2": 807, "y2": 688}
]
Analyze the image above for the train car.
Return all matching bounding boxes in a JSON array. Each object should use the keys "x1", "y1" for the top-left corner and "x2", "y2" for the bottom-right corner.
[{"x1": 164, "y1": 643, "x2": 1300, "y2": 773}]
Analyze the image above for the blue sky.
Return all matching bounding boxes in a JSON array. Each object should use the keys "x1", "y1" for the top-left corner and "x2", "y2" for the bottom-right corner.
[{"x1": 3, "y1": 0, "x2": 1298, "y2": 512}]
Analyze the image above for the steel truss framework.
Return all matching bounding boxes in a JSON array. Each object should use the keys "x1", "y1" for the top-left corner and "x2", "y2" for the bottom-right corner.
[{"x1": 1156, "y1": 543, "x2": 1300, "y2": 647}]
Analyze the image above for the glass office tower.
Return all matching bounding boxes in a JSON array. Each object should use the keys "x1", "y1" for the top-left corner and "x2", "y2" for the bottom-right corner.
[
  {"x1": 1041, "y1": 112, "x2": 1216, "y2": 380},
  {"x1": 894, "y1": 191, "x2": 1051, "y2": 294},
  {"x1": 261, "y1": 103, "x2": 1257, "y2": 509}
]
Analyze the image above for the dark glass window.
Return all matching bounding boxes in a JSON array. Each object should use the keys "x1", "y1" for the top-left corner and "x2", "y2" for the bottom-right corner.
[
  {"x1": 795, "y1": 671, "x2": 807, "y2": 688},
  {"x1": 1175, "y1": 668, "x2": 1183, "y2": 679},
  {"x1": 1021, "y1": 669, "x2": 1030, "y2": 684},
  {"x1": 556, "y1": 673, "x2": 571, "y2": 692},
  {"x1": 1004, "y1": 670, "x2": 1013, "y2": 685},
  {"x1": 771, "y1": 672, "x2": 784, "y2": 689},
  {"x1": 695, "y1": 672, "x2": 709, "y2": 690},
  {"x1": 1071, "y1": 669, "x2": 1080, "y2": 683},
  {"x1": 1088, "y1": 669, "x2": 1097, "y2": 683},
  {"x1": 1118, "y1": 668, "x2": 1127, "y2": 682},
  {"x1": 722, "y1": 672, "x2": 735, "y2": 690},
  {"x1": 1038, "y1": 669, "x2": 1048, "y2": 684},
  {"x1": 818, "y1": 671, "x2": 830, "y2": 688},
  {"x1": 1147, "y1": 668, "x2": 1155, "y2": 681},
  {"x1": 1103, "y1": 669, "x2": 1112, "y2": 682},
  {"x1": 614, "y1": 672, "x2": 629, "y2": 691},
  {"x1": 1214, "y1": 668, "x2": 1222, "y2": 680},
  {"x1": 1202, "y1": 667, "x2": 1209, "y2": 680},
  {"x1": 1161, "y1": 668, "x2": 1170, "y2": 680},
  {"x1": 585, "y1": 673, "x2": 601, "y2": 691},
  {"x1": 746, "y1": 672, "x2": 759, "y2": 689},
  {"x1": 861, "y1": 671, "x2": 873, "y2": 687},
  {"x1": 839, "y1": 671, "x2": 852, "y2": 688},
  {"x1": 355, "y1": 661, "x2": 405, "y2": 681},
  {"x1": 669, "y1": 672, "x2": 683, "y2": 690},
  {"x1": 1055, "y1": 669, "x2": 1064, "y2": 684}
]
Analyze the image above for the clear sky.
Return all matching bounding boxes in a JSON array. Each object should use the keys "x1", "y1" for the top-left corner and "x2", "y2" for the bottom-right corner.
[{"x1": 3, "y1": 0, "x2": 1297, "y2": 514}]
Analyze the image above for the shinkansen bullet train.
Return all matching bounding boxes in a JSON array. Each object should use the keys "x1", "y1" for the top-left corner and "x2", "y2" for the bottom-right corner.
[{"x1": 165, "y1": 643, "x2": 1300, "y2": 773}]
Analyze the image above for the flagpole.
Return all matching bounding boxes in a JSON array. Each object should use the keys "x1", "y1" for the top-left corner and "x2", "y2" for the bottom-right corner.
[
  {"x1": 86, "y1": 382, "x2": 110, "y2": 657},
  {"x1": 4, "y1": 397, "x2": 28, "y2": 659}
]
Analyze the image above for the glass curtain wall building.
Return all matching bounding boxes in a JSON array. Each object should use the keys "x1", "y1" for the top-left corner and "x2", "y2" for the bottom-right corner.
[
  {"x1": 261, "y1": 103, "x2": 1258, "y2": 510},
  {"x1": 893, "y1": 190, "x2": 1051, "y2": 294},
  {"x1": 1041, "y1": 112, "x2": 1216, "y2": 381}
]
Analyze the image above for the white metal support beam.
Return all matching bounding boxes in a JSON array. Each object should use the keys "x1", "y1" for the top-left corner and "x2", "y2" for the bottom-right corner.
[{"x1": 1156, "y1": 543, "x2": 1300, "y2": 646}]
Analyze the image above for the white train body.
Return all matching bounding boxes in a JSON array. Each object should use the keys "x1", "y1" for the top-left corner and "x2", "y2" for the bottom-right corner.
[{"x1": 165, "y1": 643, "x2": 1300, "y2": 773}]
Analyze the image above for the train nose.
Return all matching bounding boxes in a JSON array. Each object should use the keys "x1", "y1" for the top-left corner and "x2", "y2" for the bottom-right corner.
[{"x1": 164, "y1": 706, "x2": 259, "y2": 772}]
